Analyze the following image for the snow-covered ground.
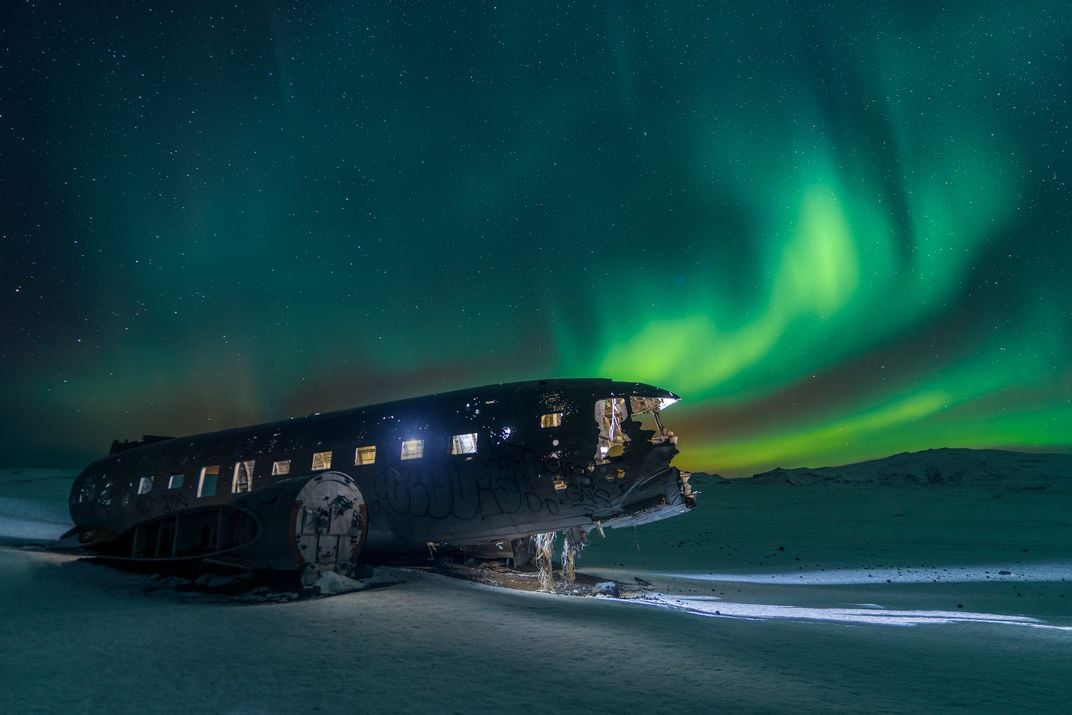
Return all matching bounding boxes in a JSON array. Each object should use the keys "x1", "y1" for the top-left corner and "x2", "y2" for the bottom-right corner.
[{"x1": 1, "y1": 452, "x2": 1070, "y2": 712}]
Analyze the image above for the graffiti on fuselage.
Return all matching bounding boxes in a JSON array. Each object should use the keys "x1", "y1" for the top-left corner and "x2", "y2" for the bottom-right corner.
[
  {"x1": 365, "y1": 447, "x2": 624, "y2": 524},
  {"x1": 159, "y1": 490, "x2": 191, "y2": 515}
]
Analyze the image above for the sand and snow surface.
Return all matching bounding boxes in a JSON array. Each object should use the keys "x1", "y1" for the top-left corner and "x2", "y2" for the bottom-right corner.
[{"x1": 1, "y1": 449, "x2": 1070, "y2": 712}]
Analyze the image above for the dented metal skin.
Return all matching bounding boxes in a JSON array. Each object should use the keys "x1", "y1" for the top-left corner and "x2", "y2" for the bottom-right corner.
[{"x1": 68, "y1": 378, "x2": 695, "y2": 580}]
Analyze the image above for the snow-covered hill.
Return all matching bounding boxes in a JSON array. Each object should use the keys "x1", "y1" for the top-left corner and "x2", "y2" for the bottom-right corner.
[{"x1": 699, "y1": 448, "x2": 1072, "y2": 488}]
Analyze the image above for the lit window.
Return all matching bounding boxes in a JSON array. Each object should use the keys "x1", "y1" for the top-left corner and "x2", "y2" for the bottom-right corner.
[
  {"x1": 137, "y1": 476, "x2": 153, "y2": 495},
  {"x1": 451, "y1": 433, "x2": 478, "y2": 455},
  {"x1": 167, "y1": 474, "x2": 184, "y2": 490},
  {"x1": 272, "y1": 460, "x2": 291, "y2": 476},
  {"x1": 401, "y1": 439, "x2": 424, "y2": 460},
  {"x1": 312, "y1": 451, "x2": 332, "y2": 470},
  {"x1": 540, "y1": 412, "x2": 563, "y2": 428},
  {"x1": 355, "y1": 445, "x2": 376, "y2": 465},
  {"x1": 197, "y1": 466, "x2": 220, "y2": 498},
  {"x1": 232, "y1": 459, "x2": 255, "y2": 494}
]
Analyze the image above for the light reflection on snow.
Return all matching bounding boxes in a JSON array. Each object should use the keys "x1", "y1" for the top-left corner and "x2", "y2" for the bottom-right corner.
[
  {"x1": 634, "y1": 594, "x2": 1072, "y2": 630},
  {"x1": 650, "y1": 563, "x2": 1072, "y2": 585}
]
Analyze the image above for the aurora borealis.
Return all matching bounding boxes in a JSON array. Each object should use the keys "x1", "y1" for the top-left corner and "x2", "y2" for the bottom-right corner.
[{"x1": 3, "y1": 2, "x2": 1071, "y2": 474}]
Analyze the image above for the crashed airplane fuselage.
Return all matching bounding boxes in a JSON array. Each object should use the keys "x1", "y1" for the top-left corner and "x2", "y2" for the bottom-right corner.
[{"x1": 68, "y1": 378, "x2": 695, "y2": 584}]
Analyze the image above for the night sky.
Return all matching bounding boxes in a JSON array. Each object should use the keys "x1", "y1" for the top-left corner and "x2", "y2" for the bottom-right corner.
[{"x1": 3, "y1": 2, "x2": 1070, "y2": 474}]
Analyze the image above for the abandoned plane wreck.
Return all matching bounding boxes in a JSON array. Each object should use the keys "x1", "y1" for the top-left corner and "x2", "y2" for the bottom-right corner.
[{"x1": 66, "y1": 379, "x2": 695, "y2": 587}]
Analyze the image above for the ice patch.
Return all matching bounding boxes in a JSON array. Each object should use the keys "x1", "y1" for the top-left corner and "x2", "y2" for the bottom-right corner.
[
  {"x1": 650, "y1": 563, "x2": 1072, "y2": 585},
  {"x1": 633, "y1": 594, "x2": 1072, "y2": 631}
]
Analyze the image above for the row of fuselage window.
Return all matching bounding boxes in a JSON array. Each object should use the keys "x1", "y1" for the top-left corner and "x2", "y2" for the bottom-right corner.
[
  {"x1": 128, "y1": 430, "x2": 485, "y2": 500},
  {"x1": 110, "y1": 410, "x2": 570, "y2": 503}
]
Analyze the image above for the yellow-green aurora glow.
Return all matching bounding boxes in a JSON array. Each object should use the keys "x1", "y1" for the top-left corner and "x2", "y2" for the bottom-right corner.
[{"x1": 3, "y1": 2, "x2": 1070, "y2": 473}]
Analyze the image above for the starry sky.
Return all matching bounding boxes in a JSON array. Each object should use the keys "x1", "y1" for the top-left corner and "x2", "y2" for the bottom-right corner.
[{"x1": 3, "y1": 2, "x2": 1071, "y2": 474}]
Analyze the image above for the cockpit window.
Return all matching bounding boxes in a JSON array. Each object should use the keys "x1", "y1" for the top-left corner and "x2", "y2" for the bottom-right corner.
[{"x1": 628, "y1": 395, "x2": 678, "y2": 416}]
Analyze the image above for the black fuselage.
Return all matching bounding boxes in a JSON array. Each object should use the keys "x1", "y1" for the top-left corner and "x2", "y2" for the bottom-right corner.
[{"x1": 69, "y1": 378, "x2": 693, "y2": 574}]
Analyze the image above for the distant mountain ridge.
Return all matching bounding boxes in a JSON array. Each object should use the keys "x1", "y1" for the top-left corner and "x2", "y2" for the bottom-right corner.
[{"x1": 694, "y1": 448, "x2": 1072, "y2": 488}]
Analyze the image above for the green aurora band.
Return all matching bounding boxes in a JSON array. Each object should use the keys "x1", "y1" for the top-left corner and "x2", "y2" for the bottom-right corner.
[{"x1": 3, "y1": 2, "x2": 1070, "y2": 473}]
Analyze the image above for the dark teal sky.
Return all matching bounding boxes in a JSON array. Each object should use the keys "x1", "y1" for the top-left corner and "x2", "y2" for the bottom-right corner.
[{"x1": 3, "y1": 2, "x2": 1071, "y2": 473}]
